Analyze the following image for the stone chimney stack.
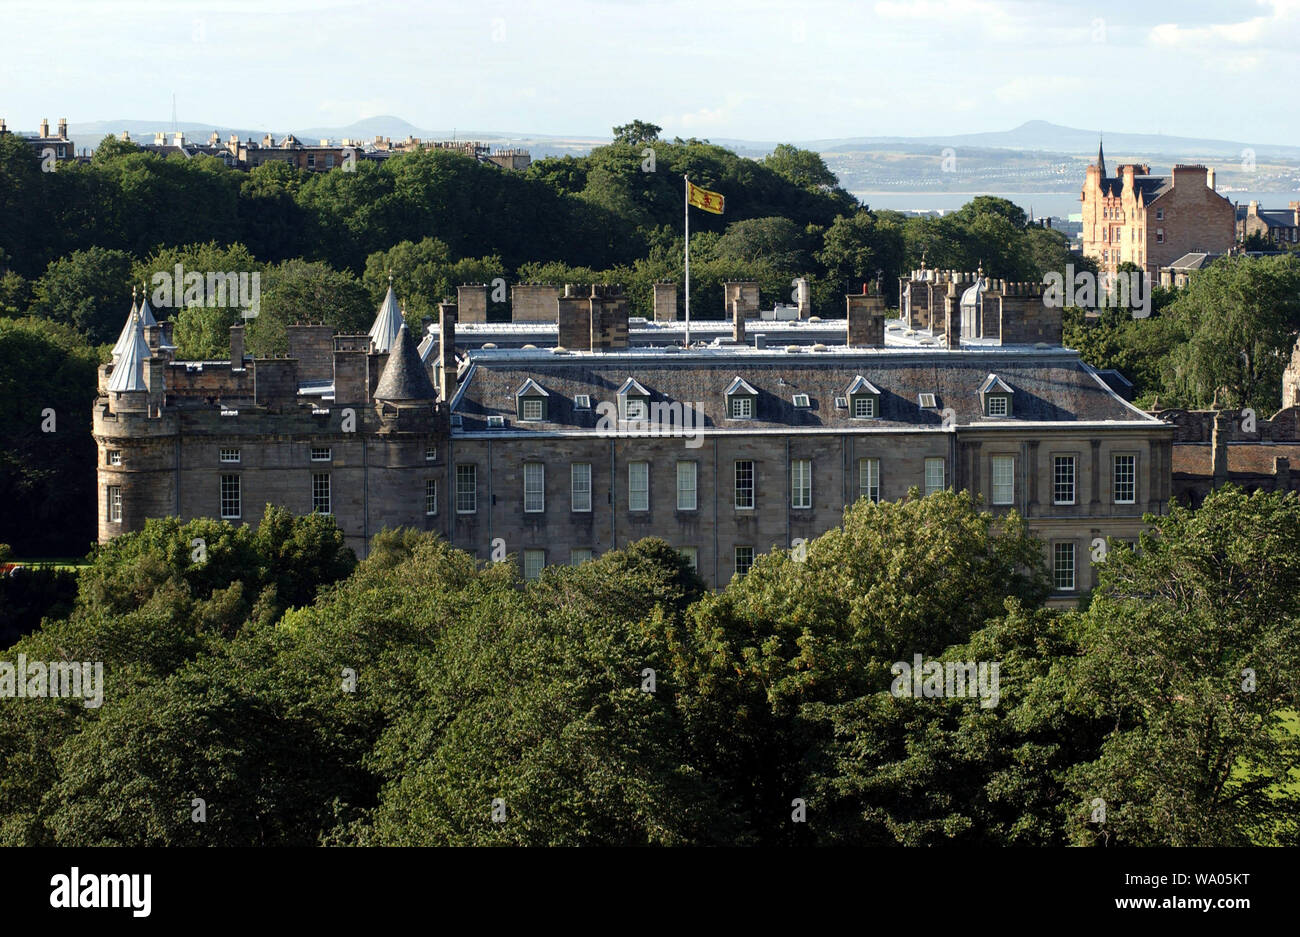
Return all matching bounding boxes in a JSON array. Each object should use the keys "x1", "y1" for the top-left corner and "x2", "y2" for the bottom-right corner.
[
  {"x1": 40, "y1": 118, "x2": 49, "y2": 138},
  {"x1": 456, "y1": 284, "x2": 488, "y2": 323},
  {"x1": 230, "y1": 324, "x2": 245, "y2": 367},
  {"x1": 731, "y1": 299, "x2": 745, "y2": 343},
  {"x1": 845, "y1": 282, "x2": 885, "y2": 347},
  {"x1": 590, "y1": 284, "x2": 629, "y2": 350},
  {"x1": 144, "y1": 324, "x2": 161, "y2": 353},
  {"x1": 941, "y1": 280, "x2": 959, "y2": 349},
  {"x1": 794, "y1": 277, "x2": 811, "y2": 319},
  {"x1": 438, "y1": 302, "x2": 458, "y2": 402},
  {"x1": 557, "y1": 285, "x2": 590, "y2": 350},
  {"x1": 145, "y1": 355, "x2": 165, "y2": 416},
  {"x1": 1212, "y1": 410, "x2": 1229, "y2": 488},
  {"x1": 1206, "y1": 167, "x2": 1216, "y2": 190},
  {"x1": 652, "y1": 282, "x2": 678, "y2": 322},
  {"x1": 57, "y1": 118, "x2": 67, "y2": 139},
  {"x1": 1290, "y1": 200, "x2": 1300, "y2": 226}
]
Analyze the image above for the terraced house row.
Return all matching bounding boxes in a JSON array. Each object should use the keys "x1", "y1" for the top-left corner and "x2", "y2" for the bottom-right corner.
[{"x1": 94, "y1": 274, "x2": 1175, "y2": 601}]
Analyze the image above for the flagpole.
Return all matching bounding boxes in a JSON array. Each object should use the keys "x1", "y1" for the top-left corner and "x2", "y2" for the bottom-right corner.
[{"x1": 684, "y1": 174, "x2": 691, "y2": 348}]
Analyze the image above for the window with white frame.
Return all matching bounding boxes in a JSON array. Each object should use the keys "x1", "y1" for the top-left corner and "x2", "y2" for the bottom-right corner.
[
  {"x1": 791, "y1": 459, "x2": 812, "y2": 509},
  {"x1": 456, "y1": 464, "x2": 477, "y2": 513},
  {"x1": 991, "y1": 455, "x2": 1015, "y2": 505},
  {"x1": 1053, "y1": 542, "x2": 1076, "y2": 591},
  {"x1": 679, "y1": 546, "x2": 698, "y2": 571},
  {"x1": 730, "y1": 396, "x2": 753, "y2": 419},
  {"x1": 425, "y1": 479, "x2": 438, "y2": 516},
  {"x1": 220, "y1": 475, "x2": 240, "y2": 519},
  {"x1": 521, "y1": 398, "x2": 544, "y2": 421},
  {"x1": 676, "y1": 461, "x2": 697, "y2": 511},
  {"x1": 219, "y1": 448, "x2": 239, "y2": 463},
  {"x1": 924, "y1": 457, "x2": 945, "y2": 495},
  {"x1": 523, "y1": 549, "x2": 545, "y2": 581},
  {"x1": 853, "y1": 396, "x2": 875, "y2": 419},
  {"x1": 108, "y1": 450, "x2": 122, "y2": 465},
  {"x1": 312, "y1": 473, "x2": 331, "y2": 513},
  {"x1": 735, "y1": 546, "x2": 755, "y2": 577},
  {"x1": 523, "y1": 462, "x2": 544, "y2": 513},
  {"x1": 735, "y1": 460, "x2": 755, "y2": 509},
  {"x1": 987, "y1": 396, "x2": 1009, "y2": 417},
  {"x1": 1113, "y1": 454, "x2": 1136, "y2": 504},
  {"x1": 311, "y1": 446, "x2": 331, "y2": 462},
  {"x1": 108, "y1": 485, "x2": 122, "y2": 522},
  {"x1": 624, "y1": 398, "x2": 648, "y2": 421},
  {"x1": 574, "y1": 394, "x2": 592, "y2": 410},
  {"x1": 571, "y1": 462, "x2": 591, "y2": 513},
  {"x1": 570, "y1": 548, "x2": 593, "y2": 565},
  {"x1": 425, "y1": 446, "x2": 436, "y2": 462},
  {"x1": 859, "y1": 458, "x2": 880, "y2": 503},
  {"x1": 628, "y1": 461, "x2": 649, "y2": 511},
  {"x1": 1053, "y1": 456, "x2": 1076, "y2": 505}
]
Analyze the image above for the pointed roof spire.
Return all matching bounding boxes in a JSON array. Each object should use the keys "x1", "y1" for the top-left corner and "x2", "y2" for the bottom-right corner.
[
  {"x1": 1096, "y1": 135, "x2": 1106, "y2": 179},
  {"x1": 373, "y1": 324, "x2": 437, "y2": 402},
  {"x1": 137, "y1": 285, "x2": 157, "y2": 328},
  {"x1": 108, "y1": 311, "x2": 152, "y2": 392},
  {"x1": 111, "y1": 304, "x2": 143, "y2": 360},
  {"x1": 369, "y1": 281, "x2": 404, "y2": 353}
]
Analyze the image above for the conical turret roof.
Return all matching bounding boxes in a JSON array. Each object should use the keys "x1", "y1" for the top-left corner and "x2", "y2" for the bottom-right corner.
[
  {"x1": 137, "y1": 291, "x2": 158, "y2": 328},
  {"x1": 373, "y1": 324, "x2": 436, "y2": 402},
  {"x1": 369, "y1": 281, "x2": 404, "y2": 353},
  {"x1": 107, "y1": 312, "x2": 152, "y2": 392},
  {"x1": 111, "y1": 303, "x2": 140, "y2": 360}
]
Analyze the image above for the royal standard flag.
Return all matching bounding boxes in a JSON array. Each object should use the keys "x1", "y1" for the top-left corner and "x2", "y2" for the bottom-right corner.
[{"x1": 687, "y1": 180, "x2": 725, "y2": 214}]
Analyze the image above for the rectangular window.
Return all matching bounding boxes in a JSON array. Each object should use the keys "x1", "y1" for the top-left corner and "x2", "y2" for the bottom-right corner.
[
  {"x1": 219, "y1": 448, "x2": 239, "y2": 463},
  {"x1": 859, "y1": 458, "x2": 880, "y2": 503},
  {"x1": 987, "y1": 396, "x2": 1008, "y2": 417},
  {"x1": 521, "y1": 398, "x2": 543, "y2": 421},
  {"x1": 108, "y1": 450, "x2": 122, "y2": 465},
  {"x1": 571, "y1": 462, "x2": 592, "y2": 513},
  {"x1": 679, "y1": 546, "x2": 698, "y2": 571},
  {"x1": 1156, "y1": 208, "x2": 1163, "y2": 221},
  {"x1": 425, "y1": 446, "x2": 437, "y2": 462},
  {"x1": 676, "y1": 461, "x2": 697, "y2": 511},
  {"x1": 1053, "y1": 542, "x2": 1076, "y2": 591},
  {"x1": 1053, "y1": 456, "x2": 1076, "y2": 505},
  {"x1": 311, "y1": 446, "x2": 331, "y2": 462},
  {"x1": 991, "y1": 455, "x2": 1014, "y2": 505},
  {"x1": 108, "y1": 485, "x2": 122, "y2": 522},
  {"x1": 570, "y1": 548, "x2": 594, "y2": 565},
  {"x1": 730, "y1": 397, "x2": 752, "y2": 419},
  {"x1": 625, "y1": 398, "x2": 647, "y2": 421},
  {"x1": 853, "y1": 396, "x2": 875, "y2": 419},
  {"x1": 220, "y1": 474, "x2": 240, "y2": 519},
  {"x1": 523, "y1": 549, "x2": 545, "y2": 581},
  {"x1": 1113, "y1": 454, "x2": 1136, "y2": 504},
  {"x1": 524, "y1": 462, "x2": 544, "y2": 513},
  {"x1": 735, "y1": 460, "x2": 755, "y2": 509},
  {"x1": 791, "y1": 459, "x2": 812, "y2": 509},
  {"x1": 574, "y1": 394, "x2": 592, "y2": 410},
  {"x1": 425, "y1": 479, "x2": 438, "y2": 516},
  {"x1": 924, "y1": 458, "x2": 945, "y2": 496},
  {"x1": 312, "y1": 473, "x2": 331, "y2": 513},
  {"x1": 628, "y1": 461, "x2": 649, "y2": 512},
  {"x1": 1156, "y1": 229, "x2": 1164, "y2": 243},
  {"x1": 735, "y1": 546, "x2": 754, "y2": 577},
  {"x1": 456, "y1": 464, "x2": 477, "y2": 513}
]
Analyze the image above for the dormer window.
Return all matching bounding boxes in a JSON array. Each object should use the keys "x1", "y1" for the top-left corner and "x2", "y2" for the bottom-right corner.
[
  {"x1": 487, "y1": 415, "x2": 505, "y2": 428},
  {"x1": 574, "y1": 394, "x2": 592, "y2": 410},
  {"x1": 515, "y1": 378, "x2": 549, "y2": 422},
  {"x1": 918, "y1": 393, "x2": 937, "y2": 409},
  {"x1": 725, "y1": 377, "x2": 758, "y2": 420},
  {"x1": 979, "y1": 374, "x2": 1014, "y2": 418},
  {"x1": 792, "y1": 394, "x2": 810, "y2": 409},
  {"x1": 617, "y1": 377, "x2": 651, "y2": 421},
  {"x1": 846, "y1": 375, "x2": 881, "y2": 420}
]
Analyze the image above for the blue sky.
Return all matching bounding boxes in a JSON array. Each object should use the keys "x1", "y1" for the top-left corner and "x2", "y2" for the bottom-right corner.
[{"x1": 2, "y1": 0, "x2": 1297, "y2": 144}]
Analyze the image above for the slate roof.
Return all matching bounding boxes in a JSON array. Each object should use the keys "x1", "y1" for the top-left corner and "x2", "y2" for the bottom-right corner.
[
  {"x1": 107, "y1": 317, "x2": 152, "y2": 392},
  {"x1": 1132, "y1": 175, "x2": 1172, "y2": 203},
  {"x1": 449, "y1": 348, "x2": 1157, "y2": 434},
  {"x1": 111, "y1": 307, "x2": 141, "y2": 360},
  {"x1": 1166, "y1": 252, "x2": 1222, "y2": 271},
  {"x1": 373, "y1": 324, "x2": 437, "y2": 402},
  {"x1": 369, "y1": 285, "x2": 404, "y2": 354}
]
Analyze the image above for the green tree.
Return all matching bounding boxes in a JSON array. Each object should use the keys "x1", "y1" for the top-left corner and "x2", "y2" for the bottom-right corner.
[
  {"x1": 612, "y1": 120, "x2": 662, "y2": 145},
  {"x1": 29, "y1": 247, "x2": 135, "y2": 344},
  {"x1": 761, "y1": 143, "x2": 839, "y2": 191},
  {"x1": 1066, "y1": 488, "x2": 1300, "y2": 845}
]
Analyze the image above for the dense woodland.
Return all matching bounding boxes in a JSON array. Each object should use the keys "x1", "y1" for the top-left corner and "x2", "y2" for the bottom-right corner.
[
  {"x1": 1, "y1": 123, "x2": 1299, "y2": 546},
  {"x1": 0, "y1": 489, "x2": 1296, "y2": 846}
]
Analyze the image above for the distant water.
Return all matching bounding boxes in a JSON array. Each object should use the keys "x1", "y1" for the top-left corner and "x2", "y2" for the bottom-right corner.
[{"x1": 853, "y1": 190, "x2": 1300, "y2": 218}]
